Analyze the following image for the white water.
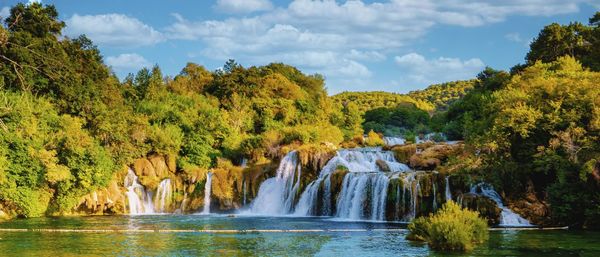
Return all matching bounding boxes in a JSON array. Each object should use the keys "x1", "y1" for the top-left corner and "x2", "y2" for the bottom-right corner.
[
  {"x1": 201, "y1": 172, "x2": 213, "y2": 214},
  {"x1": 124, "y1": 169, "x2": 155, "y2": 215},
  {"x1": 335, "y1": 172, "x2": 389, "y2": 220},
  {"x1": 155, "y1": 179, "x2": 172, "y2": 213},
  {"x1": 383, "y1": 137, "x2": 405, "y2": 146},
  {"x1": 295, "y1": 148, "x2": 412, "y2": 221},
  {"x1": 470, "y1": 183, "x2": 531, "y2": 226},
  {"x1": 445, "y1": 176, "x2": 452, "y2": 202},
  {"x1": 248, "y1": 151, "x2": 301, "y2": 215},
  {"x1": 319, "y1": 148, "x2": 410, "y2": 175}
]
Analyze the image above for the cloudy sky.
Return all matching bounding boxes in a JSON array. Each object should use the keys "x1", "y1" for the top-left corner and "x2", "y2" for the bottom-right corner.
[{"x1": 1, "y1": 0, "x2": 597, "y2": 94}]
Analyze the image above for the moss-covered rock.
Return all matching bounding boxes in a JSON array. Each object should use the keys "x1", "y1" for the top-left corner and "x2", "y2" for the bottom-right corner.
[
  {"x1": 459, "y1": 193, "x2": 502, "y2": 225},
  {"x1": 391, "y1": 144, "x2": 416, "y2": 163}
]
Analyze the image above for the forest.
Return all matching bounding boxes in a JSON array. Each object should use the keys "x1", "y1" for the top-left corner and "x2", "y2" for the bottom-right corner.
[{"x1": 0, "y1": 3, "x2": 599, "y2": 230}]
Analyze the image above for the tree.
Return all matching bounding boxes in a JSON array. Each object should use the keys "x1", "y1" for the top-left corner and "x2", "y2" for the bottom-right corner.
[{"x1": 526, "y1": 18, "x2": 599, "y2": 71}]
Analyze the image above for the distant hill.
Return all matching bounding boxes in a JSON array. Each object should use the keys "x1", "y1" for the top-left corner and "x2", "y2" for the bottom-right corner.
[
  {"x1": 331, "y1": 91, "x2": 434, "y2": 114},
  {"x1": 408, "y1": 80, "x2": 476, "y2": 111}
]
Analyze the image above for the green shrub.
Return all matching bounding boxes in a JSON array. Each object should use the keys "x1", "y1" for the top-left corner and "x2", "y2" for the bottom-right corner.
[{"x1": 407, "y1": 201, "x2": 488, "y2": 252}]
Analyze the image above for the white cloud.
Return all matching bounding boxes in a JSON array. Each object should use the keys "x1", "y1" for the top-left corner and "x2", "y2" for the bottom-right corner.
[
  {"x1": 65, "y1": 14, "x2": 163, "y2": 47},
  {"x1": 28, "y1": 0, "x2": 41, "y2": 5},
  {"x1": 0, "y1": 7, "x2": 9, "y2": 18},
  {"x1": 395, "y1": 53, "x2": 485, "y2": 85},
  {"x1": 106, "y1": 53, "x2": 151, "y2": 70},
  {"x1": 166, "y1": 0, "x2": 590, "y2": 72},
  {"x1": 214, "y1": 0, "x2": 273, "y2": 14},
  {"x1": 345, "y1": 49, "x2": 386, "y2": 62},
  {"x1": 505, "y1": 32, "x2": 523, "y2": 42}
]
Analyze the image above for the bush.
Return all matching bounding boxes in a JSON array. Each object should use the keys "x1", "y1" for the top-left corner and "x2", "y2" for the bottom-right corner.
[
  {"x1": 407, "y1": 201, "x2": 488, "y2": 252},
  {"x1": 365, "y1": 130, "x2": 384, "y2": 146}
]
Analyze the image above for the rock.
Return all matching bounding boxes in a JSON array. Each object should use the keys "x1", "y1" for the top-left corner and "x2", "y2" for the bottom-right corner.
[
  {"x1": 375, "y1": 159, "x2": 391, "y2": 172},
  {"x1": 460, "y1": 193, "x2": 502, "y2": 225},
  {"x1": 407, "y1": 144, "x2": 463, "y2": 170},
  {"x1": 391, "y1": 144, "x2": 416, "y2": 163},
  {"x1": 76, "y1": 180, "x2": 126, "y2": 215},
  {"x1": 149, "y1": 154, "x2": 170, "y2": 178}
]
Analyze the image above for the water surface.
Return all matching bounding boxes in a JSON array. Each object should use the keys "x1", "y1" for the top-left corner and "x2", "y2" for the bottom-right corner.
[{"x1": 0, "y1": 215, "x2": 598, "y2": 256}]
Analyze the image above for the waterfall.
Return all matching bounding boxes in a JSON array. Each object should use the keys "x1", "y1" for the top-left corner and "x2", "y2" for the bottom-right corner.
[
  {"x1": 201, "y1": 172, "x2": 213, "y2": 214},
  {"x1": 241, "y1": 158, "x2": 248, "y2": 206},
  {"x1": 334, "y1": 172, "x2": 389, "y2": 220},
  {"x1": 470, "y1": 183, "x2": 531, "y2": 226},
  {"x1": 155, "y1": 179, "x2": 172, "y2": 213},
  {"x1": 296, "y1": 148, "x2": 408, "y2": 220},
  {"x1": 445, "y1": 176, "x2": 452, "y2": 201},
  {"x1": 248, "y1": 151, "x2": 301, "y2": 215},
  {"x1": 242, "y1": 180, "x2": 247, "y2": 206},
  {"x1": 432, "y1": 179, "x2": 437, "y2": 210},
  {"x1": 318, "y1": 148, "x2": 410, "y2": 175},
  {"x1": 383, "y1": 137, "x2": 405, "y2": 146},
  {"x1": 124, "y1": 169, "x2": 155, "y2": 215}
]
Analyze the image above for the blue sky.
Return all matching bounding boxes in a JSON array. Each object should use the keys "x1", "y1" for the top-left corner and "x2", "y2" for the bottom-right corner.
[{"x1": 1, "y1": 0, "x2": 598, "y2": 94}]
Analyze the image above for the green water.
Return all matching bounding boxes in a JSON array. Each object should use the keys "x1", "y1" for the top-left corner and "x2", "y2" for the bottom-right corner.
[{"x1": 0, "y1": 215, "x2": 598, "y2": 256}]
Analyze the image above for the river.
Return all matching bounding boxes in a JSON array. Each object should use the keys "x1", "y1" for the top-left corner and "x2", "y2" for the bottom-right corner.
[{"x1": 0, "y1": 215, "x2": 598, "y2": 256}]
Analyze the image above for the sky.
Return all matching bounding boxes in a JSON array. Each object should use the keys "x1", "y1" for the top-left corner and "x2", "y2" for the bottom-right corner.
[{"x1": 0, "y1": 0, "x2": 598, "y2": 94}]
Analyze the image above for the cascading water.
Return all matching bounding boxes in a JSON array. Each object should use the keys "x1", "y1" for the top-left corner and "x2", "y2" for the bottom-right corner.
[
  {"x1": 248, "y1": 151, "x2": 301, "y2": 215},
  {"x1": 124, "y1": 169, "x2": 155, "y2": 215},
  {"x1": 470, "y1": 183, "x2": 531, "y2": 226},
  {"x1": 295, "y1": 148, "x2": 410, "y2": 220},
  {"x1": 155, "y1": 179, "x2": 172, "y2": 213},
  {"x1": 201, "y1": 172, "x2": 213, "y2": 214},
  {"x1": 445, "y1": 176, "x2": 452, "y2": 201},
  {"x1": 383, "y1": 137, "x2": 405, "y2": 146},
  {"x1": 242, "y1": 180, "x2": 247, "y2": 206},
  {"x1": 335, "y1": 172, "x2": 389, "y2": 220}
]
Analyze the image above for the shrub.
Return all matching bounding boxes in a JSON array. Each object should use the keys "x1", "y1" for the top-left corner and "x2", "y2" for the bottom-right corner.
[
  {"x1": 407, "y1": 201, "x2": 488, "y2": 252},
  {"x1": 365, "y1": 130, "x2": 384, "y2": 146}
]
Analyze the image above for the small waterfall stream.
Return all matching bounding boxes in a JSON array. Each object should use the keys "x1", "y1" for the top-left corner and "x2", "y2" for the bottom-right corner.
[
  {"x1": 470, "y1": 183, "x2": 531, "y2": 226},
  {"x1": 445, "y1": 176, "x2": 452, "y2": 201},
  {"x1": 155, "y1": 179, "x2": 172, "y2": 213},
  {"x1": 124, "y1": 169, "x2": 155, "y2": 215},
  {"x1": 201, "y1": 172, "x2": 213, "y2": 214},
  {"x1": 383, "y1": 137, "x2": 405, "y2": 146},
  {"x1": 248, "y1": 151, "x2": 301, "y2": 215}
]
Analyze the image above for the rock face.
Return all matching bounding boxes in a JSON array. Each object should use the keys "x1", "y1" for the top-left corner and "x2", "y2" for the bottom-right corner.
[
  {"x1": 75, "y1": 154, "x2": 209, "y2": 215},
  {"x1": 392, "y1": 143, "x2": 463, "y2": 171}
]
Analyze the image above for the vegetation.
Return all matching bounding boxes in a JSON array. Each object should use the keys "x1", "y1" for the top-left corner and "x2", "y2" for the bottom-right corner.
[
  {"x1": 407, "y1": 201, "x2": 488, "y2": 252},
  {"x1": 408, "y1": 80, "x2": 476, "y2": 111},
  {"x1": 0, "y1": 1, "x2": 599, "y2": 233},
  {"x1": 331, "y1": 91, "x2": 433, "y2": 114},
  {"x1": 0, "y1": 3, "x2": 346, "y2": 217}
]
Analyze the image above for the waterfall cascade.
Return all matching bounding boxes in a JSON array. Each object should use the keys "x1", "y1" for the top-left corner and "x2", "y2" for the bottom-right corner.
[
  {"x1": 245, "y1": 146, "x2": 529, "y2": 225},
  {"x1": 335, "y1": 172, "x2": 389, "y2": 220},
  {"x1": 470, "y1": 183, "x2": 531, "y2": 226},
  {"x1": 155, "y1": 179, "x2": 172, "y2": 213},
  {"x1": 201, "y1": 172, "x2": 213, "y2": 214},
  {"x1": 248, "y1": 151, "x2": 301, "y2": 215},
  {"x1": 124, "y1": 169, "x2": 155, "y2": 215},
  {"x1": 294, "y1": 148, "x2": 411, "y2": 220},
  {"x1": 383, "y1": 137, "x2": 405, "y2": 146}
]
